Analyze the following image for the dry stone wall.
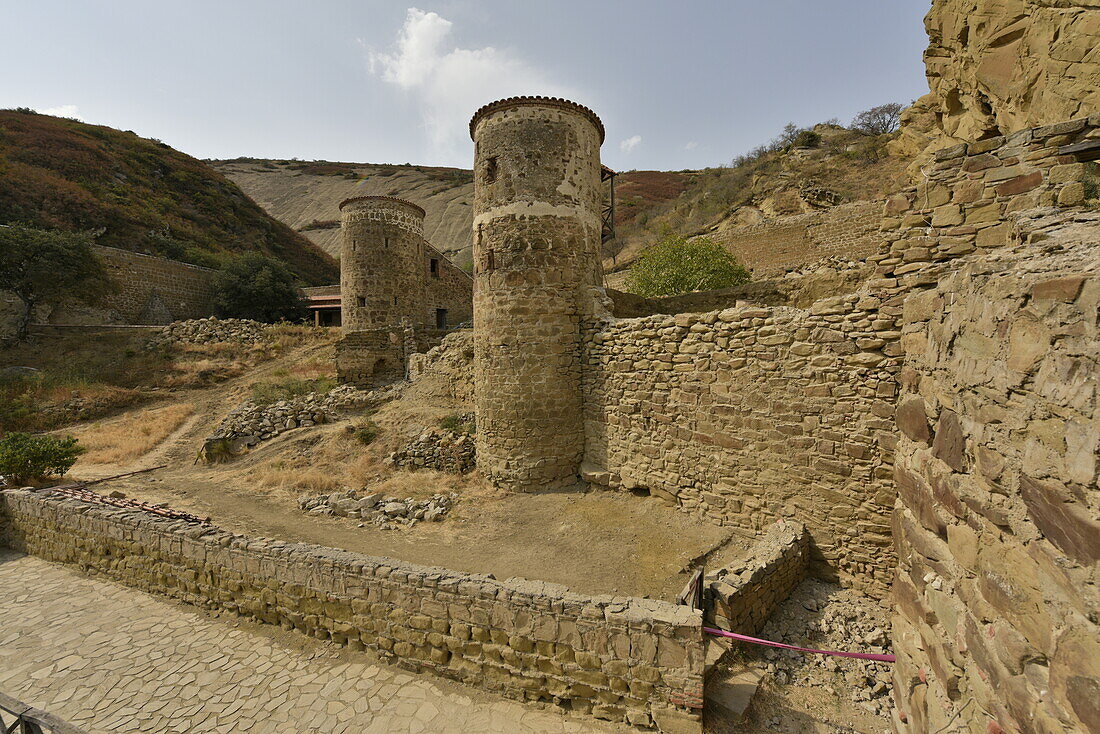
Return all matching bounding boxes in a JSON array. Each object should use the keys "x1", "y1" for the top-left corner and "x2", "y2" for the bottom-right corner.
[
  {"x1": 881, "y1": 116, "x2": 1100, "y2": 267},
  {"x1": 580, "y1": 296, "x2": 900, "y2": 597},
  {"x1": 890, "y1": 214, "x2": 1099, "y2": 734},
  {"x1": 708, "y1": 200, "x2": 883, "y2": 276},
  {"x1": 1, "y1": 489, "x2": 705, "y2": 733}
]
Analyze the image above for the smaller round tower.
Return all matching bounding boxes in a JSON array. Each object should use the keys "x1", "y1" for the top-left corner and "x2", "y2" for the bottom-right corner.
[{"x1": 339, "y1": 196, "x2": 426, "y2": 331}]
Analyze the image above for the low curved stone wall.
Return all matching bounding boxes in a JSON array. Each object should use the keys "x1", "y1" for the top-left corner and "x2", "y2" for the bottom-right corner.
[{"x1": 0, "y1": 489, "x2": 703, "y2": 733}]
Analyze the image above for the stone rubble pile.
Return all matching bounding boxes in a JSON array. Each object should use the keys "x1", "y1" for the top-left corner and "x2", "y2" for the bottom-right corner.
[
  {"x1": 741, "y1": 579, "x2": 893, "y2": 721},
  {"x1": 212, "y1": 394, "x2": 333, "y2": 443},
  {"x1": 148, "y1": 317, "x2": 269, "y2": 346},
  {"x1": 384, "y1": 425, "x2": 476, "y2": 474},
  {"x1": 296, "y1": 489, "x2": 456, "y2": 529},
  {"x1": 208, "y1": 383, "x2": 402, "y2": 446}
]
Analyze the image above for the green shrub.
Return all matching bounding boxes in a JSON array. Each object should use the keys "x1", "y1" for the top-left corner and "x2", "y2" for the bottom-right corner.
[
  {"x1": 794, "y1": 129, "x2": 821, "y2": 148},
  {"x1": 352, "y1": 421, "x2": 379, "y2": 445},
  {"x1": 213, "y1": 253, "x2": 309, "y2": 323},
  {"x1": 439, "y1": 413, "x2": 476, "y2": 435},
  {"x1": 0, "y1": 432, "x2": 84, "y2": 483},
  {"x1": 625, "y1": 234, "x2": 751, "y2": 297}
]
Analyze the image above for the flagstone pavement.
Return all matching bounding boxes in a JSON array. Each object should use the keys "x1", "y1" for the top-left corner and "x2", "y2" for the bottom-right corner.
[{"x1": 0, "y1": 550, "x2": 624, "y2": 733}]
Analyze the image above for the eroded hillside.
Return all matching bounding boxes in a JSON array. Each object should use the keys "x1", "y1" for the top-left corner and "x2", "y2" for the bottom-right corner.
[{"x1": 212, "y1": 160, "x2": 477, "y2": 268}]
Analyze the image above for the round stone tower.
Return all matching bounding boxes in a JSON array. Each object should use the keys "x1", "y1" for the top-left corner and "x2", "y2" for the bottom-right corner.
[
  {"x1": 469, "y1": 96, "x2": 605, "y2": 492},
  {"x1": 339, "y1": 196, "x2": 426, "y2": 331}
]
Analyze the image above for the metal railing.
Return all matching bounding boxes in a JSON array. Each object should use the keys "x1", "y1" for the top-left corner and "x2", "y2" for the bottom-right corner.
[{"x1": 0, "y1": 693, "x2": 88, "y2": 734}]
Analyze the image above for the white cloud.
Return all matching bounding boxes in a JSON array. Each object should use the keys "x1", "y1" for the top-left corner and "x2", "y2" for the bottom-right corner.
[
  {"x1": 367, "y1": 8, "x2": 576, "y2": 164},
  {"x1": 38, "y1": 104, "x2": 81, "y2": 119},
  {"x1": 620, "y1": 135, "x2": 642, "y2": 153},
  {"x1": 684, "y1": 141, "x2": 698, "y2": 150}
]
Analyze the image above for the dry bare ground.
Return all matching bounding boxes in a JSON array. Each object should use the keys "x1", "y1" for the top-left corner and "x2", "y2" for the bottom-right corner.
[{"x1": 74, "y1": 403, "x2": 195, "y2": 464}]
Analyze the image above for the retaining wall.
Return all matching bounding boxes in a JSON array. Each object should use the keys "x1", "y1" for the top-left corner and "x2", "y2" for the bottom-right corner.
[
  {"x1": 0, "y1": 489, "x2": 705, "y2": 733},
  {"x1": 711, "y1": 200, "x2": 883, "y2": 276},
  {"x1": 89, "y1": 245, "x2": 216, "y2": 323}
]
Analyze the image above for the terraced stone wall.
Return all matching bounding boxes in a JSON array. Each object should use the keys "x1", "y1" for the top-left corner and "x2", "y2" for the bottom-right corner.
[
  {"x1": 0, "y1": 490, "x2": 705, "y2": 733},
  {"x1": 710, "y1": 200, "x2": 883, "y2": 276}
]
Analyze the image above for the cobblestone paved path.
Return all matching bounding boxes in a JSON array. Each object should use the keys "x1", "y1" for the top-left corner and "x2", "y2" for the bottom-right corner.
[{"x1": 0, "y1": 551, "x2": 621, "y2": 733}]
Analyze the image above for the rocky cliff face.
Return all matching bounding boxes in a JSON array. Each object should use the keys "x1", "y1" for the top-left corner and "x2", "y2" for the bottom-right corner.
[{"x1": 894, "y1": 0, "x2": 1100, "y2": 159}]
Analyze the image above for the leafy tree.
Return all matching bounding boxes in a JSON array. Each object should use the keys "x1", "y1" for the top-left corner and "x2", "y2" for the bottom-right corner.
[
  {"x1": 212, "y1": 252, "x2": 309, "y2": 323},
  {"x1": 625, "y1": 234, "x2": 750, "y2": 298},
  {"x1": 0, "y1": 432, "x2": 84, "y2": 483},
  {"x1": 0, "y1": 225, "x2": 108, "y2": 340},
  {"x1": 851, "y1": 103, "x2": 904, "y2": 136}
]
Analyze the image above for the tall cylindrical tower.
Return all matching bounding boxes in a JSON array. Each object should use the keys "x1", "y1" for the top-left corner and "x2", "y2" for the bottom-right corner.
[
  {"x1": 470, "y1": 96, "x2": 605, "y2": 492},
  {"x1": 339, "y1": 196, "x2": 426, "y2": 331}
]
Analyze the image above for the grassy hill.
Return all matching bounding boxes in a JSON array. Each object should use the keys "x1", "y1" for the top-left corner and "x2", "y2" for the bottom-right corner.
[{"x1": 0, "y1": 109, "x2": 337, "y2": 284}]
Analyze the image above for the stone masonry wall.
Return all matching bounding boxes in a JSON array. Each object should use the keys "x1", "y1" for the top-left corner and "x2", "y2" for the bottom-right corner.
[
  {"x1": 890, "y1": 215, "x2": 1099, "y2": 734},
  {"x1": 0, "y1": 489, "x2": 705, "y2": 733},
  {"x1": 340, "y1": 197, "x2": 426, "y2": 331},
  {"x1": 423, "y1": 243, "x2": 473, "y2": 327},
  {"x1": 581, "y1": 297, "x2": 900, "y2": 597},
  {"x1": 709, "y1": 200, "x2": 883, "y2": 276},
  {"x1": 880, "y1": 116, "x2": 1099, "y2": 264},
  {"x1": 704, "y1": 522, "x2": 809, "y2": 636},
  {"x1": 38, "y1": 245, "x2": 216, "y2": 325}
]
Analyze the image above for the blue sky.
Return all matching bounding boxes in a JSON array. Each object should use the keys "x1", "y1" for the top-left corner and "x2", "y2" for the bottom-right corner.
[{"x1": 2, "y1": 1, "x2": 932, "y2": 170}]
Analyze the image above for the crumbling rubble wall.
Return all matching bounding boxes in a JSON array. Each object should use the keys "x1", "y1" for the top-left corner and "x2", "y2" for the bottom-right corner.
[
  {"x1": 0, "y1": 489, "x2": 705, "y2": 733},
  {"x1": 704, "y1": 522, "x2": 809, "y2": 636}
]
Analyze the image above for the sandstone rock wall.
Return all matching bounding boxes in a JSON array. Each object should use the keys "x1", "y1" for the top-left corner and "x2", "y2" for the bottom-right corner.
[
  {"x1": 896, "y1": 0, "x2": 1100, "y2": 162},
  {"x1": 890, "y1": 221, "x2": 1099, "y2": 733},
  {"x1": 0, "y1": 489, "x2": 705, "y2": 733}
]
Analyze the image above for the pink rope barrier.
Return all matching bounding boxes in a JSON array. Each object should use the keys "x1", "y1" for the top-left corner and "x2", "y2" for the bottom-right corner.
[{"x1": 704, "y1": 626, "x2": 896, "y2": 663}]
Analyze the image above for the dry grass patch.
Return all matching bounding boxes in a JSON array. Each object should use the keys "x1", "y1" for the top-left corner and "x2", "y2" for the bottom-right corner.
[{"x1": 77, "y1": 403, "x2": 195, "y2": 464}]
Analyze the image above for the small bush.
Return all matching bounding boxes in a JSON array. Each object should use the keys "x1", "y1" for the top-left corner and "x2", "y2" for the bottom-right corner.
[
  {"x1": 439, "y1": 413, "x2": 475, "y2": 435},
  {"x1": 625, "y1": 234, "x2": 751, "y2": 297},
  {"x1": 352, "y1": 421, "x2": 379, "y2": 445},
  {"x1": 0, "y1": 432, "x2": 84, "y2": 483},
  {"x1": 794, "y1": 129, "x2": 821, "y2": 148}
]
